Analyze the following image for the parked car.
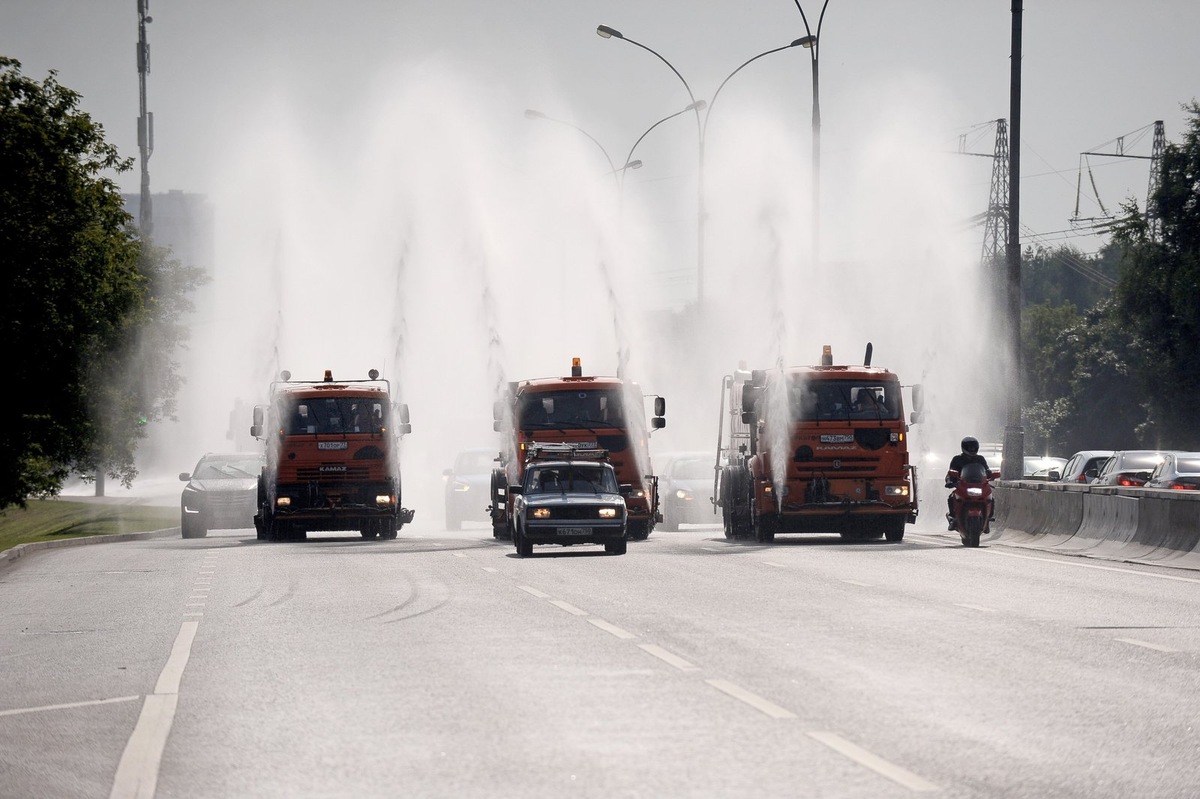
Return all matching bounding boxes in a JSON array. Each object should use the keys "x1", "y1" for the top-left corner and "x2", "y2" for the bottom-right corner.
[
  {"x1": 1093, "y1": 450, "x2": 1170, "y2": 487},
  {"x1": 1145, "y1": 452, "x2": 1200, "y2": 490},
  {"x1": 1058, "y1": 450, "x2": 1116, "y2": 484},
  {"x1": 509, "y1": 459, "x2": 627, "y2": 556},
  {"x1": 443, "y1": 448, "x2": 497, "y2": 531},
  {"x1": 658, "y1": 451, "x2": 716, "y2": 530},
  {"x1": 179, "y1": 451, "x2": 265, "y2": 538},
  {"x1": 1023, "y1": 456, "x2": 1067, "y2": 481}
]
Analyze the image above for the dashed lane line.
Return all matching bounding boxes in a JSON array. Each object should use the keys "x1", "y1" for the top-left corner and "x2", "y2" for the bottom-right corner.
[
  {"x1": 839, "y1": 579, "x2": 873, "y2": 588},
  {"x1": 638, "y1": 644, "x2": 699, "y2": 672},
  {"x1": 807, "y1": 731, "x2": 940, "y2": 793},
  {"x1": 954, "y1": 603, "x2": 995, "y2": 613},
  {"x1": 0, "y1": 695, "x2": 140, "y2": 718},
  {"x1": 705, "y1": 679, "x2": 796, "y2": 719},
  {"x1": 1115, "y1": 637, "x2": 1178, "y2": 653},
  {"x1": 481, "y1": 567, "x2": 499, "y2": 573},
  {"x1": 549, "y1": 599, "x2": 588, "y2": 616},
  {"x1": 517, "y1": 585, "x2": 550, "y2": 599},
  {"x1": 587, "y1": 618, "x2": 637, "y2": 640}
]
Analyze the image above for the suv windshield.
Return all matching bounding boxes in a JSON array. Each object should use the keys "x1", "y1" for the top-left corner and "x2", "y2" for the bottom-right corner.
[
  {"x1": 525, "y1": 464, "x2": 619, "y2": 494},
  {"x1": 194, "y1": 456, "x2": 263, "y2": 479}
]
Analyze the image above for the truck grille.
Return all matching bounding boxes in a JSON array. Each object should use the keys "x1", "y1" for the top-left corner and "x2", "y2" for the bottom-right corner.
[{"x1": 295, "y1": 465, "x2": 373, "y2": 481}]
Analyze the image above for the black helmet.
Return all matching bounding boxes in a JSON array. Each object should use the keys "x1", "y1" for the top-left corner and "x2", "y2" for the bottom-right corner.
[{"x1": 961, "y1": 436, "x2": 979, "y2": 455}]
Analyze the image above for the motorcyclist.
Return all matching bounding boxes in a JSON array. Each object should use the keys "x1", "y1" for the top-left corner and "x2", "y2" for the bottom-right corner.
[{"x1": 946, "y1": 436, "x2": 991, "y2": 530}]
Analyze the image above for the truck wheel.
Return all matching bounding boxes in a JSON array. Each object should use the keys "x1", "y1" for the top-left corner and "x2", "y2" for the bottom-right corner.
[
  {"x1": 382, "y1": 518, "x2": 398, "y2": 540},
  {"x1": 884, "y1": 517, "x2": 906, "y2": 542},
  {"x1": 751, "y1": 501, "x2": 776, "y2": 543},
  {"x1": 605, "y1": 539, "x2": 627, "y2": 555},
  {"x1": 360, "y1": 521, "x2": 379, "y2": 540},
  {"x1": 627, "y1": 520, "x2": 651, "y2": 541}
]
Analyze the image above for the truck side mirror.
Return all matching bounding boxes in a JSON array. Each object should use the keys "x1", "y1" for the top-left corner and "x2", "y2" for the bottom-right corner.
[
  {"x1": 396, "y1": 403, "x2": 411, "y2": 425},
  {"x1": 911, "y1": 384, "x2": 924, "y2": 414},
  {"x1": 397, "y1": 423, "x2": 412, "y2": 435},
  {"x1": 654, "y1": 396, "x2": 666, "y2": 417},
  {"x1": 493, "y1": 420, "x2": 504, "y2": 433},
  {"x1": 492, "y1": 400, "x2": 504, "y2": 422},
  {"x1": 250, "y1": 424, "x2": 263, "y2": 439},
  {"x1": 252, "y1": 405, "x2": 265, "y2": 427},
  {"x1": 651, "y1": 417, "x2": 666, "y2": 430},
  {"x1": 909, "y1": 411, "x2": 925, "y2": 425}
]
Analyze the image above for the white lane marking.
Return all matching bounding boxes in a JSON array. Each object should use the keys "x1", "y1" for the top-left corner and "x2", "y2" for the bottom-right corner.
[
  {"x1": 706, "y1": 679, "x2": 795, "y2": 719},
  {"x1": 638, "y1": 644, "x2": 699, "y2": 672},
  {"x1": 187, "y1": 596, "x2": 206, "y2": 601},
  {"x1": 481, "y1": 567, "x2": 498, "y2": 573},
  {"x1": 587, "y1": 618, "x2": 637, "y2": 640},
  {"x1": 1116, "y1": 637, "x2": 1178, "y2": 653},
  {"x1": 111, "y1": 620, "x2": 200, "y2": 799},
  {"x1": 183, "y1": 612, "x2": 203, "y2": 617},
  {"x1": 839, "y1": 579, "x2": 872, "y2": 587},
  {"x1": 0, "y1": 695, "x2": 140, "y2": 718},
  {"x1": 109, "y1": 694, "x2": 178, "y2": 799},
  {"x1": 517, "y1": 585, "x2": 550, "y2": 599},
  {"x1": 763, "y1": 561, "x2": 788, "y2": 568},
  {"x1": 185, "y1": 603, "x2": 206, "y2": 608},
  {"x1": 452, "y1": 552, "x2": 467, "y2": 558},
  {"x1": 808, "y1": 731, "x2": 940, "y2": 793},
  {"x1": 153, "y1": 621, "x2": 199, "y2": 696},
  {"x1": 549, "y1": 600, "x2": 588, "y2": 616},
  {"x1": 954, "y1": 603, "x2": 995, "y2": 613},
  {"x1": 987, "y1": 549, "x2": 1200, "y2": 584},
  {"x1": 701, "y1": 547, "x2": 723, "y2": 552}
]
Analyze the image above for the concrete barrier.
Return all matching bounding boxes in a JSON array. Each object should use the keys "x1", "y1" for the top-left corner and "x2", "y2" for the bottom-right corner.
[{"x1": 993, "y1": 481, "x2": 1200, "y2": 569}]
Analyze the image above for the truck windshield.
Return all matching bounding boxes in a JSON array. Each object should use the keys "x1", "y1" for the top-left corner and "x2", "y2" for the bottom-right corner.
[
  {"x1": 517, "y1": 389, "x2": 627, "y2": 430},
  {"x1": 788, "y1": 378, "x2": 901, "y2": 422},
  {"x1": 281, "y1": 396, "x2": 388, "y2": 435}
]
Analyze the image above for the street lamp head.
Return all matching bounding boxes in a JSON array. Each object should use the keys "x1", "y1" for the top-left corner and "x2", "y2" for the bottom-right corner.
[
  {"x1": 796, "y1": 35, "x2": 817, "y2": 48},
  {"x1": 626, "y1": 159, "x2": 643, "y2": 170},
  {"x1": 686, "y1": 100, "x2": 707, "y2": 112},
  {"x1": 596, "y1": 24, "x2": 624, "y2": 39},
  {"x1": 524, "y1": 109, "x2": 547, "y2": 120}
]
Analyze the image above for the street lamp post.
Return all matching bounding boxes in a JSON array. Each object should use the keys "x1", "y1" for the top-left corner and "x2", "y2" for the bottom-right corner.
[
  {"x1": 524, "y1": 109, "x2": 643, "y2": 188},
  {"x1": 597, "y1": 24, "x2": 809, "y2": 306},
  {"x1": 597, "y1": 25, "x2": 706, "y2": 303},
  {"x1": 793, "y1": 0, "x2": 829, "y2": 266}
]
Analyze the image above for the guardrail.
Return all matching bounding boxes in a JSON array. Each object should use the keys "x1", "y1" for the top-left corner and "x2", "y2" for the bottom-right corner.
[{"x1": 992, "y1": 481, "x2": 1200, "y2": 568}]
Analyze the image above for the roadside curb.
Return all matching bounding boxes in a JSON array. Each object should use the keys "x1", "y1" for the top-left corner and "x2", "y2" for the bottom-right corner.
[{"x1": 0, "y1": 528, "x2": 179, "y2": 573}]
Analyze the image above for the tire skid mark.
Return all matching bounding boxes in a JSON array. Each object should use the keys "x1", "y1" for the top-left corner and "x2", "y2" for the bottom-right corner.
[
  {"x1": 231, "y1": 587, "x2": 264, "y2": 608},
  {"x1": 381, "y1": 580, "x2": 450, "y2": 624}
]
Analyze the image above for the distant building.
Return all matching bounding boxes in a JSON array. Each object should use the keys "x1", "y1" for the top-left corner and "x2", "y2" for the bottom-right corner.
[{"x1": 123, "y1": 189, "x2": 215, "y2": 271}]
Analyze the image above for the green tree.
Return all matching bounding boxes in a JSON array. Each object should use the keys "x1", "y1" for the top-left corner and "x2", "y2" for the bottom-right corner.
[
  {"x1": 0, "y1": 57, "x2": 204, "y2": 509},
  {"x1": 1111, "y1": 100, "x2": 1200, "y2": 448}
]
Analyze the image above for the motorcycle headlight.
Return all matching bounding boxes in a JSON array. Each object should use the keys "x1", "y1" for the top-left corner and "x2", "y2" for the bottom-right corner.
[{"x1": 966, "y1": 487, "x2": 984, "y2": 497}]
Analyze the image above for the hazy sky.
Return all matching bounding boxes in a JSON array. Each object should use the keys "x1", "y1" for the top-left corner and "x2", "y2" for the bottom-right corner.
[
  {"x1": 4, "y1": 1, "x2": 1196, "y2": 256},
  {"x1": 6, "y1": 2, "x2": 1199, "y2": 493}
]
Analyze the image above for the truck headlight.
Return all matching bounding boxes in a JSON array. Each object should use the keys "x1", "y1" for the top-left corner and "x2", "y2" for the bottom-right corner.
[
  {"x1": 884, "y1": 485, "x2": 909, "y2": 497},
  {"x1": 532, "y1": 507, "x2": 551, "y2": 519},
  {"x1": 275, "y1": 497, "x2": 292, "y2": 508},
  {"x1": 375, "y1": 494, "x2": 395, "y2": 507}
]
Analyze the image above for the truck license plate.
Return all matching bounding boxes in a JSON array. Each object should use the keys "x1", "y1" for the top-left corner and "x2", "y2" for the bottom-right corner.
[{"x1": 558, "y1": 527, "x2": 593, "y2": 536}]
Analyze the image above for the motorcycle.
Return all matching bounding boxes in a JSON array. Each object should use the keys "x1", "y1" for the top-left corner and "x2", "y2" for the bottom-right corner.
[{"x1": 945, "y1": 462, "x2": 998, "y2": 547}]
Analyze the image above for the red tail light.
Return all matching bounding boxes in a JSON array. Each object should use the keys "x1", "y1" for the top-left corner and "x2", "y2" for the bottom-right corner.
[
  {"x1": 1117, "y1": 475, "x2": 1146, "y2": 487},
  {"x1": 1171, "y1": 481, "x2": 1198, "y2": 491}
]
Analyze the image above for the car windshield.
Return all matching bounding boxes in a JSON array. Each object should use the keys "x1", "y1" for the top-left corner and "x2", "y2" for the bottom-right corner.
[
  {"x1": 786, "y1": 377, "x2": 902, "y2": 422},
  {"x1": 517, "y1": 389, "x2": 627, "y2": 430},
  {"x1": 525, "y1": 464, "x2": 618, "y2": 494},
  {"x1": 672, "y1": 459, "x2": 711, "y2": 480},
  {"x1": 282, "y1": 396, "x2": 387, "y2": 435},
  {"x1": 193, "y1": 457, "x2": 262, "y2": 479}
]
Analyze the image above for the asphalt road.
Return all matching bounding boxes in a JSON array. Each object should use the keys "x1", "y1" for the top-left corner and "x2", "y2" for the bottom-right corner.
[{"x1": 2, "y1": 516, "x2": 1199, "y2": 798}]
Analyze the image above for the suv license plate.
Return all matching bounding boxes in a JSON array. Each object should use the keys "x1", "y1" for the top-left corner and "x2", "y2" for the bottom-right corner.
[{"x1": 558, "y1": 527, "x2": 593, "y2": 536}]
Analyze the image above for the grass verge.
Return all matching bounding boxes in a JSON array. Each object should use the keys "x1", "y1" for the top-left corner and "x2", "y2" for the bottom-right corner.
[{"x1": 0, "y1": 499, "x2": 177, "y2": 554}]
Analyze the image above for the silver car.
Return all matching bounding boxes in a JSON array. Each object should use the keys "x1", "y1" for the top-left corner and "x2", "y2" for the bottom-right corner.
[
  {"x1": 179, "y1": 452, "x2": 265, "y2": 538},
  {"x1": 1145, "y1": 452, "x2": 1200, "y2": 491}
]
